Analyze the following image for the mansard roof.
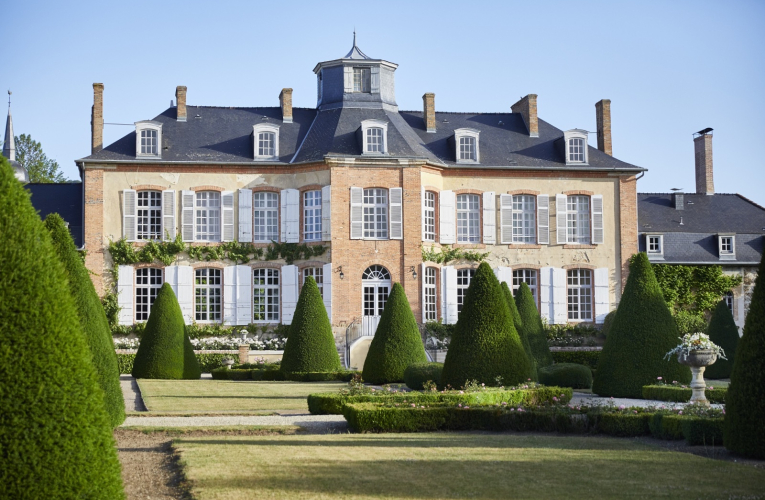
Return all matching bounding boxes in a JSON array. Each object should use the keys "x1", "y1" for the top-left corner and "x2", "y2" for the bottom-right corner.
[{"x1": 27, "y1": 182, "x2": 84, "y2": 248}]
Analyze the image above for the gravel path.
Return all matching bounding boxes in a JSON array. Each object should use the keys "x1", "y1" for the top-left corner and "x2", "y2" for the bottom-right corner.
[
  {"x1": 571, "y1": 392, "x2": 724, "y2": 409},
  {"x1": 122, "y1": 414, "x2": 348, "y2": 433},
  {"x1": 120, "y1": 374, "x2": 146, "y2": 412}
]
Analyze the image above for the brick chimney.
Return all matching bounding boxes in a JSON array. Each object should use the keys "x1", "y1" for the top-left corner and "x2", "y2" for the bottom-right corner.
[
  {"x1": 694, "y1": 128, "x2": 714, "y2": 195},
  {"x1": 423, "y1": 93, "x2": 436, "y2": 133},
  {"x1": 595, "y1": 99, "x2": 612, "y2": 156},
  {"x1": 280, "y1": 88, "x2": 293, "y2": 123},
  {"x1": 176, "y1": 86, "x2": 187, "y2": 122},
  {"x1": 673, "y1": 192, "x2": 684, "y2": 210},
  {"x1": 91, "y1": 83, "x2": 104, "y2": 154},
  {"x1": 511, "y1": 94, "x2": 538, "y2": 137}
]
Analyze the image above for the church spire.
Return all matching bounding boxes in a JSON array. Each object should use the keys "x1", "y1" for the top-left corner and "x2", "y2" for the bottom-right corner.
[{"x1": 3, "y1": 90, "x2": 15, "y2": 162}]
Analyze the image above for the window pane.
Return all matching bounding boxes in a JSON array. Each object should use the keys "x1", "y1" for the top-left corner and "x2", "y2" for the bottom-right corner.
[
  {"x1": 424, "y1": 267, "x2": 437, "y2": 321},
  {"x1": 457, "y1": 194, "x2": 480, "y2": 243},
  {"x1": 569, "y1": 138, "x2": 584, "y2": 162},
  {"x1": 456, "y1": 268, "x2": 475, "y2": 314},
  {"x1": 195, "y1": 268, "x2": 222, "y2": 322},
  {"x1": 135, "y1": 268, "x2": 163, "y2": 322},
  {"x1": 512, "y1": 269, "x2": 538, "y2": 308},
  {"x1": 459, "y1": 136, "x2": 476, "y2": 160},
  {"x1": 258, "y1": 132, "x2": 275, "y2": 157},
  {"x1": 363, "y1": 188, "x2": 388, "y2": 239},
  {"x1": 137, "y1": 190, "x2": 162, "y2": 240},
  {"x1": 195, "y1": 191, "x2": 221, "y2": 241},
  {"x1": 567, "y1": 269, "x2": 592, "y2": 321},
  {"x1": 253, "y1": 268, "x2": 279, "y2": 322},
  {"x1": 253, "y1": 192, "x2": 279, "y2": 242},
  {"x1": 567, "y1": 195, "x2": 591, "y2": 244},
  {"x1": 366, "y1": 128, "x2": 383, "y2": 153},
  {"x1": 303, "y1": 190, "x2": 322, "y2": 241},
  {"x1": 424, "y1": 191, "x2": 436, "y2": 241},
  {"x1": 512, "y1": 195, "x2": 536, "y2": 243}
]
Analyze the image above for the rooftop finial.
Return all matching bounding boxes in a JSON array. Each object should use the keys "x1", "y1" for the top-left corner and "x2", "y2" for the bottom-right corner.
[
  {"x1": 353, "y1": 28, "x2": 356, "y2": 47},
  {"x1": 7, "y1": 90, "x2": 10, "y2": 108},
  {"x1": 344, "y1": 30, "x2": 370, "y2": 59}
]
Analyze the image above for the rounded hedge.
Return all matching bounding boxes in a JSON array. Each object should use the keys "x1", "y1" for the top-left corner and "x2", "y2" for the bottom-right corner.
[
  {"x1": 501, "y1": 281, "x2": 537, "y2": 381},
  {"x1": 704, "y1": 299, "x2": 739, "y2": 380},
  {"x1": 724, "y1": 252, "x2": 765, "y2": 458},
  {"x1": 132, "y1": 283, "x2": 200, "y2": 379},
  {"x1": 592, "y1": 253, "x2": 690, "y2": 398},
  {"x1": 601, "y1": 310, "x2": 617, "y2": 338},
  {"x1": 538, "y1": 363, "x2": 593, "y2": 389},
  {"x1": 44, "y1": 213, "x2": 125, "y2": 428},
  {"x1": 362, "y1": 283, "x2": 428, "y2": 384},
  {"x1": 0, "y1": 158, "x2": 125, "y2": 498},
  {"x1": 404, "y1": 362, "x2": 444, "y2": 390},
  {"x1": 281, "y1": 276, "x2": 341, "y2": 373},
  {"x1": 515, "y1": 282, "x2": 553, "y2": 368},
  {"x1": 441, "y1": 262, "x2": 532, "y2": 388}
]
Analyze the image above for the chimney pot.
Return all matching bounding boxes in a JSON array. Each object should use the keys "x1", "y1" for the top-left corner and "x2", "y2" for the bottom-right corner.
[
  {"x1": 595, "y1": 99, "x2": 612, "y2": 156},
  {"x1": 279, "y1": 88, "x2": 293, "y2": 123},
  {"x1": 91, "y1": 83, "x2": 104, "y2": 154},
  {"x1": 176, "y1": 86, "x2": 187, "y2": 122},
  {"x1": 511, "y1": 94, "x2": 538, "y2": 137},
  {"x1": 694, "y1": 129, "x2": 714, "y2": 195},
  {"x1": 422, "y1": 93, "x2": 436, "y2": 133}
]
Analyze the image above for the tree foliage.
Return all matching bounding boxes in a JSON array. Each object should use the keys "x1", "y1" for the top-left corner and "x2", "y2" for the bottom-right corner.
[
  {"x1": 515, "y1": 282, "x2": 553, "y2": 369},
  {"x1": 14, "y1": 133, "x2": 67, "y2": 183},
  {"x1": 653, "y1": 264, "x2": 741, "y2": 319},
  {"x1": 704, "y1": 300, "x2": 739, "y2": 380},
  {"x1": 501, "y1": 281, "x2": 536, "y2": 380}
]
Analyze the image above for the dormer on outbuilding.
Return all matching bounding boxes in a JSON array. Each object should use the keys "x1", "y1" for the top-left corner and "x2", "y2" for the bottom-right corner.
[{"x1": 135, "y1": 121, "x2": 163, "y2": 159}]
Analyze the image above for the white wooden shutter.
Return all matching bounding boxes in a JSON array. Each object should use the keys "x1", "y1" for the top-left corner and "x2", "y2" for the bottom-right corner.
[
  {"x1": 282, "y1": 188, "x2": 299, "y2": 243},
  {"x1": 117, "y1": 265, "x2": 134, "y2": 325},
  {"x1": 493, "y1": 266, "x2": 513, "y2": 288},
  {"x1": 442, "y1": 266, "x2": 458, "y2": 324},
  {"x1": 556, "y1": 194, "x2": 568, "y2": 244},
  {"x1": 322, "y1": 262, "x2": 333, "y2": 322},
  {"x1": 343, "y1": 66, "x2": 353, "y2": 93},
  {"x1": 535, "y1": 194, "x2": 548, "y2": 245},
  {"x1": 594, "y1": 267, "x2": 610, "y2": 324},
  {"x1": 175, "y1": 266, "x2": 194, "y2": 324},
  {"x1": 281, "y1": 265, "x2": 299, "y2": 325},
  {"x1": 280, "y1": 189, "x2": 288, "y2": 243},
  {"x1": 181, "y1": 190, "x2": 195, "y2": 242},
  {"x1": 591, "y1": 194, "x2": 604, "y2": 245},
  {"x1": 389, "y1": 187, "x2": 403, "y2": 240},
  {"x1": 221, "y1": 191, "x2": 235, "y2": 242},
  {"x1": 499, "y1": 194, "x2": 513, "y2": 244},
  {"x1": 223, "y1": 266, "x2": 236, "y2": 325},
  {"x1": 350, "y1": 187, "x2": 363, "y2": 239},
  {"x1": 552, "y1": 267, "x2": 567, "y2": 324},
  {"x1": 370, "y1": 66, "x2": 380, "y2": 94},
  {"x1": 321, "y1": 185, "x2": 332, "y2": 242},
  {"x1": 421, "y1": 263, "x2": 428, "y2": 323},
  {"x1": 238, "y1": 189, "x2": 252, "y2": 243},
  {"x1": 161, "y1": 190, "x2": 176, "y2": 241},
  {"x1": 439, "y1": 190, "x2": 456, "y2": 244},
  {"x1": 123, "y1": 189, "x2": 137, "y2": 242},
  {"x1": 482, "y1": 191, "x2": 496, "y2": 244},
  {"x1": 539, "y1": 266, "x2": 553, "y2": 324},
  {"x1": 235, "y1": 265, "x2": 252, "y2": 325}
]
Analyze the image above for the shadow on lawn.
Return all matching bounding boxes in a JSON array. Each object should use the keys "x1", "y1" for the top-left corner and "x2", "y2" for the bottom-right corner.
[{"x1": 147, "y1": 395, "x2": 307, "y2": 399}]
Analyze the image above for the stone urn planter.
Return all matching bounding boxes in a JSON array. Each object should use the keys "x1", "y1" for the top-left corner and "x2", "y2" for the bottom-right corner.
[
  {"x1": 221, "y1": 358, "x2": 236, "y2": 370},
  {"x1": 677, "y1": 349, "x2": 718, "y2": 406}
]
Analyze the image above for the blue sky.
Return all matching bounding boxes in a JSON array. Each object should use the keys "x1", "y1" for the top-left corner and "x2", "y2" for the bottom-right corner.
[{"x1": 4, "y1": 0, "x2": 764, "y2": 205}]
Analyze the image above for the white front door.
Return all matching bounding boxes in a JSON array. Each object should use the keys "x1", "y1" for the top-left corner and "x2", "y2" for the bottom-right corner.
[{"x1": 361, "y1": 265, "x2": 391, "y2": 336}]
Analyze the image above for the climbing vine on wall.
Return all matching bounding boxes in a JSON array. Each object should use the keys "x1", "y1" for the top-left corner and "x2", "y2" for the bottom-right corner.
[
  {"x1": 421, "y1": 245, "x2": 489, "y2": 265},
  {"x1": 652, "y1": 263, "x2": 742, "y2": 319}
]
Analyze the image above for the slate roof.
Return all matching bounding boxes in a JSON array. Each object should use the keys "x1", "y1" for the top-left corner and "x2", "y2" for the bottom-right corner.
[{"x1": 27, "y1": 183, "x2": 84, "y2": 248}]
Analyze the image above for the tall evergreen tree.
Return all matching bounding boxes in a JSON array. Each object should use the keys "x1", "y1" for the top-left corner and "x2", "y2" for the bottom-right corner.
[
  {"x1": 501, "y1": 281, "x2": 537, "y2": 381},
  {"x1": 362, "y1": 283, "x2": 428, "y2": 384},
  {"x1": 724, "y1": 253, "x2": 765, "y2": 458},
  {"x1": 441, "y1": 263, "x2": 532, "y2": 388},
  {"x1": 44, "y1": 213, "x2": 125, "y2": 427},
  {"x1": 704, "y1": 299, "x2": 739, "y2": 380},
  {"x1": 515, "y1": 282, "x2": 553, "y2": 368},
  {"x1": 592, "y1": 253, "x2": 690, "y2": 398},
  {"x1": 0, "y1": 157, "x2": 125, "y2": 498}
]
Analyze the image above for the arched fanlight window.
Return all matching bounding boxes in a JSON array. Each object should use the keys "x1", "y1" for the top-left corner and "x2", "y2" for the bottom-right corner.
[{"x1": 362, "y1": 265, "x2": 391, "y2": 280}]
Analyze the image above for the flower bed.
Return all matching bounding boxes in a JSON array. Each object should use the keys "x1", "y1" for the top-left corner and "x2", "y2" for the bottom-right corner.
[
  {"x1": 642, "y1": 384, "x2": 726, "y2": 404},
  {"x1": 113, "y1": 336, "x2": 286, "y2": 351},
  {"x1": 117, "y1": 352, "x2": 234, "y2": 374}
]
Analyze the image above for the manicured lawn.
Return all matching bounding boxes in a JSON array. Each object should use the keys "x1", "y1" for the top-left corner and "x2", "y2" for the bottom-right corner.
[
  {"x1": 174, "y1": 433, "x2": 765, "y2": 499},
  {"x1": 137, "y1": 380, "x2": 345, "y2": 413}
]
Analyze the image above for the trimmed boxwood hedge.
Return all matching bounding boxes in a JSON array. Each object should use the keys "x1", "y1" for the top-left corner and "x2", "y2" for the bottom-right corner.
[
  {"x1": 642, "y1": 384, "x2": 727, "y2": 404},
  {"x1": 551, "y1": 350, "x2": 600, "y2": 369},
  {"x1": 684, "y1": 417, "x2": 724, "y2": 446},
  {"x1": 403, "y1": 362, "x2": 443, "y2": 390},
  {"x1": 0, "y1": 158, "x2": 125, "y2": 498},
  {"x1": 362, "y1": 283, "x2": 428, "y2": 384},
  {"x1": 705, "y1": 299, "x2": 739, "y2": 380},
  {"x1": 516, "y1": 282, "x2": 553, "y2": 368},
  {"x1": 649, "y1": 413, "x2": 685, "y2": 440},
  {"x1": 594, "y1": 412, "x2": 653, "y2": 437},
  {"x1": 502, "y1": 281, "x2": 537, "y2": 381},
  {"x1": 211, "y1": 367, "x2": 360, "y2": 382},
  {"x1": 538, "y1": 363, "x2": 593, "y2": 389},
  {"x1": 117, "y1": 353, "x2": 231, "y2": 374}
]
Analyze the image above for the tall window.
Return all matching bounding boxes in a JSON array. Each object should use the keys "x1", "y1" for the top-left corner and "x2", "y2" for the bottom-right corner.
[
  {"x1": 303, "y1": 267, "x2": 324, "y2": 298},
  {"x1": 457, "y1": 194, "x2": 480, "y2": 243},
  {"x1": 424, "y1": 191, "x2": 436, "y2": 241},
  {"x1": 195, "y1": 268, "x2": 222, "y2": 323},
  {"x1": 366, "y1": 128, "x2": 384, "y2": 153},
  {"x1": 195, "y1": 191, "x2": 221, "y2": 241},
  {"x1": 424, "y1": 267, "x2": 437, "y2": 321},
  {"x1": 258, "y1": 132, "x2": 275, "y2": 157},
  {"x1": 512, "y1": 269, "x2": 538, "y2": 307},
  {"x1": 304, "y1": 190, "x2": 322, "y2": 241},
  {"x1": 723, "y1": 291, "x2": 734, "y2": 313},
  {"x1": 353, "y1": 67, "x2": 371, "y2": 92},
  {"x1": 568, "y1": 138, "x2": 585, "y2": 163},
  {"x1": 137, "y1": 190, "x2": 162, "y2": 240},
  {"x1": 456, "y1": 268, "x2": 475, "y2": 314},
  {"x1": 567, "y1": 196, "x2": 591, "y2": 244},
  {"x1": 363, "y1": 188, "x2": 388, "y2": 239},
  {"x1": 140, "y1": 129, "x2": 158, "y2": 155},
  {"x1": 135, "y1": 268, "x2": 163, "y2": 322},
  {"x1": 567, "y1": 269, "x2": 592, "y2": 321},
  {"x1": 512, "y1": 195, "x2": 536, "y2": 243},
  {"x1": 253, "y1": 268, "x2": 279, "y2": 323},
  {"x1": 254, "y1": 192, "x2": 279, "y2": 242},
  {"x1": 459, "y1": 136, "x2": 476, "y2": 161}
]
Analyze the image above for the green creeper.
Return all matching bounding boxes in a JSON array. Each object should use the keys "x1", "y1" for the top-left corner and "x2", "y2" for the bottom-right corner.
[
  {"x1": 44, "y1": 213, "x2": 125, "y2": 427},
  {"x1": 132, "y1": 283, "x2": 200, "y2": 379},
  {"x1": 441, "y1": 262, "x2": 532, "y2": 388},
  {"x1": 0, "y1": 157, "x2": 125, "y2": 498},
  {"x1": 724, "y1": 252, "x2": 765, "y2": 458},
  {"x1": 362, "y1": 283, "x2": 428, "y2": 384},
  {"x1": 281, "y1": 276, "x2": 342, "y2": 373},
  {"x1": 704, "y1": 299, "x2": 739, "y2": 380},
  {"x1": 501, "y1": 281, "x2": 537, "y2": 381},
  {"x1": 515, "y1": 282, "x2": 553, "y2": 368},
  {"x1": 592, "y1": 253, "x2": 690, "y2": 398}
]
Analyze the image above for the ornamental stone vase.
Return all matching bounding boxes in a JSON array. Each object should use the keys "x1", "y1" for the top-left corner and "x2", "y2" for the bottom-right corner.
[{"x1": 677, "y1": 349, "x2": 718, "y2": 406}]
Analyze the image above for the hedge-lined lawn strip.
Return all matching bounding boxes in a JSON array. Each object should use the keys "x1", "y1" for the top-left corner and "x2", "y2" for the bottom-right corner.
[
  {"x1": 174, "y1": 434, "x2": 765, "y2": 500},
  {"x1": 137, "y1": 380, "x2": 345, "y2": 412}
]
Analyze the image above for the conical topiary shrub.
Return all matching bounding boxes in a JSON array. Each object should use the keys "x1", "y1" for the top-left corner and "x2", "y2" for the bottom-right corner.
[
  {"x1": 592, "y1": 253, "x2": 690, "y2": 398},
  {"x1": 0, "y1": 158, "x2": 125, "y2": 498},
  {"x1": 501, "y1": 281, "x2": 537, "y2": 381},
  {"x1": 44, "y1": 213, "x2": 125, "y2": 428},
  {"x1": 441, "y1": 262, "x2": 532, "y2": 388},
  {"x1": 704, "y1": 299, "x2": 739, "y2": 380},
  {"x1": 132, "y1": 283, "x2": 200, "y2": 379},
  {"x1": 281, "y1": 276, "x2": 341, "y2": 373},
  {"x1": 724, "y1": 253, "x2": 765, "y2": 458},
  {"x1": 362, "y1": 283, "x2": 428, "y2": 384},
  {"x1": 515, "y1": 282, "x2": 553, "y2": 369}
]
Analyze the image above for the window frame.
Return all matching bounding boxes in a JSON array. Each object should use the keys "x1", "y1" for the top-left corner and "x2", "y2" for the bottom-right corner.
[
  {"x1": 512, "y1": 269, "x2": 538, "y2": 310},
  {"x1": 424, "y1": 266, "x2": 438, "y2": 322},
  {"x1": 646, "y1": 234, "x2": 664, "y2": 259},
  {"x1": 718, "y1": 234, "x2": 736, "y2": 260},
  {"x1": 723, "y1": 291, "x2": 734, "y2": 314},
  {"x1": 424, "y1": 191, "x2": 437, "y2": 242},
  {"x1": 303, "y1": 190, "x2": 322, "y2": 242},
  {"x1": 136, "y1": 190, "x2": 162, "y2": 241},
  {"x1": 456, "y1": 193, "x2": 481, "y2": 243},
  {"x1": 512, "y1": 194, "x2": 536, "y2": 243},
  {"x1": 194, "y1": 268, "x2": 222, "y2": 323},
  {"x1": 353, "y1": 67, "x2": 371, "y2": 93},
  {"x1": 567, "y1": 268, "x2": 593, "y2": 322},
  {"x1": 135, "y1": 121, "x2": 163, "y2": 159},
  {"x1": 360, "y1": 119, "x2": 388, "y2": 155},
  {"x1": 253, "y1": 191, "x2": 279, "y2": 243},
  {"x1": 563, "y1": 129, "x2": 589, "y2": 165},
  {"x1": 135, "y1": 267, "x2": 163, "y2": 322},
  {"x1": 362, "y1": 188, "x2": 388, "y2": 240},
  {"x1": 456, "y1": 268, "x2": 476, "y2": 315},
  {"x1": 566, "y1": 195, "x2": 591, "y2": 244},
  {"x1": 454, "y1": 128, "x2": 480, "y2": 164},
  {"x1": 194, "y1": 191, "x2": 221, "y2": 242},
  {"x1": 252, "y1": 268, "x2": 280, "y2": 323},
  {"x1": 252, "y1": 124, "x2": 280, "y2": 160}
]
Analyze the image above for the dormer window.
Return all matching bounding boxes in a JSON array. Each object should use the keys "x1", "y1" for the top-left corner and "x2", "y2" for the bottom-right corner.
[
  {"x1": 360, "y1": 119, "x2": 388, "y2": 155},
  {"x1": 252, "y1": 124, "x2": 280, "y2": 160},
  {"x1": 454, "y1": 128, "x2": 480, "y2": 164},
  {"x1": 353, "y1": 67, "x2": 371, "y2": 93},
  {"x1": 564, "y1": 129, "x2": 589, "y2": 165},
  {"x1": 135, "y1": 121, "x2": 162, "y2": 158},
  {"x1": 646, "y1": 234, "x2": 664, "y2": 260},
  {"x1": 718, "y1": 234, "x2": 736, "y2": 260}
]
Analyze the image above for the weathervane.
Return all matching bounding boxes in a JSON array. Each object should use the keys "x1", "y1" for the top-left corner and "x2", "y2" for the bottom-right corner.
[{"x1": 7, "y1": 90, "x2": 10, "y2": 107}]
